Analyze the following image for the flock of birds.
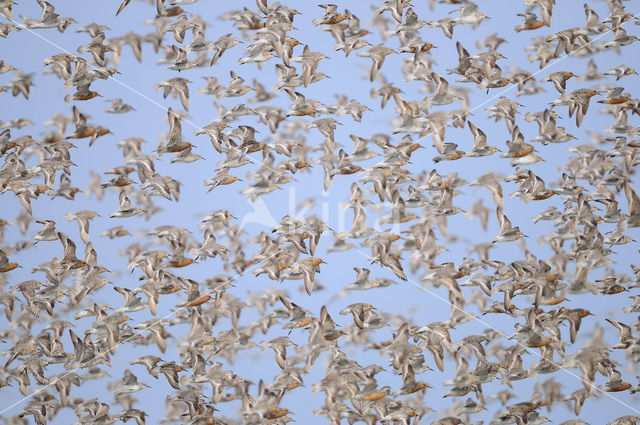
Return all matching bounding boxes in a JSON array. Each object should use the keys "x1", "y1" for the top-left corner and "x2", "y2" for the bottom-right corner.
[{"x1": 1, "y1": 0, "x2": 640, "y2": 424}]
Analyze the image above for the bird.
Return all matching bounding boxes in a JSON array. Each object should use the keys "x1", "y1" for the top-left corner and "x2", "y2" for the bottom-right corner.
[
  {"x1": 605, "y1": 318, "x2": 636, "y2": 349},
  {"x1": 0, "y1": 248, "x2": 19, "y2": 272},
  {"x1": 65, "y1": 210, "x2": 100, "y2": 244},
  {"x1": 1, "y1": 1, "x2": 640, "y2": 425},
  {"x1": 109, "y1": 190, "x2": 145, "y2": 218},
  {"x1": 466, "y1": 121, "x2": 499, "y2": 157},
  {"x1": 104, "y1": 98, "x2": 135, "y2": 114},
  {"x1": 540, "y1": 71, "x2": 574, "y2": 93},
  {"x1": 357, "y1": 43, "x2": 396, "y2": 82},
  {"x1": 492, "y1": 207, "x2": 526, "y2": 243},
  {"x1": 549, "y1": 88, "x2": 600, "y2": 127}
]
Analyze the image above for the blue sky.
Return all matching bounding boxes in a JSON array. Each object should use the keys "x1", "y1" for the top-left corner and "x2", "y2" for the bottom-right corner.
[{"x1": 1, "y1": 0, "x2": 640, "y2": 424}]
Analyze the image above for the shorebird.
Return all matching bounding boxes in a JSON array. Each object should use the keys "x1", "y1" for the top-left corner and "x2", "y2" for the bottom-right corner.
[
  {"x1": 492, "y1": 207, "x2": 526, "y2": 243},
  {"x1": 1, "y1": 2, "x2": 640, "y2": 425}
]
